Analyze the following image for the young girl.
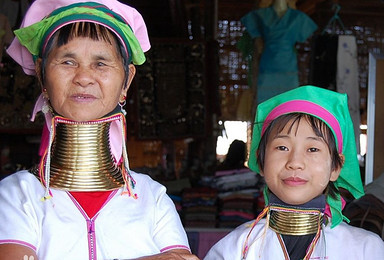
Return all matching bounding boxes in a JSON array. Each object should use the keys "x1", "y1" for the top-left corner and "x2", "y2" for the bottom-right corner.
[{"x1": 204, "y1": 85, "x2": 384, "y2": 259}]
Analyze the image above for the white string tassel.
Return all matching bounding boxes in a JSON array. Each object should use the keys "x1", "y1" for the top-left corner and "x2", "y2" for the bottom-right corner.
[
  {"x1": 120, "y1": 116, "x2": 137, "y2": 199},
  {"x1": 42, "y1": 123, "x2": 54, "y2": 201}
]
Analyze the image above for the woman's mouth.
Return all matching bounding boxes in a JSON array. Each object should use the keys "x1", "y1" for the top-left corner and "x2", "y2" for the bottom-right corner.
[{"x1": 71, "y1": 93, "x2": 96, "y2": 102}]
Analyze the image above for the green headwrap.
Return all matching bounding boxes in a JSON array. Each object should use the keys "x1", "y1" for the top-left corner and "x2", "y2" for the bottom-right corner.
[
  {"x1": 248, "y1": 85, "x2": 364, "y2": 228},
  {"x1": 13, "y1": 2, "x2": 145, "y2": 65}
]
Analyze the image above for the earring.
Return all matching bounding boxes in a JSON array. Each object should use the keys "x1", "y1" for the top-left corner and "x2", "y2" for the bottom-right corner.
[
  {"x1": 41, "y1": 89, "x2": 52, "y2": 114},
  {"x1": 119, "y1": 96, "x2": 127, "y2": 116},
  {"x1": 42, "y1": 88, "x2": 49, "y2": 99}
]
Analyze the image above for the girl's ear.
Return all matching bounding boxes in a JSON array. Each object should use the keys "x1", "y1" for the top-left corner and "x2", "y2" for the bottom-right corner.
[{"x1": 330, "y1": 154, "x2": 344, "y2": 181}]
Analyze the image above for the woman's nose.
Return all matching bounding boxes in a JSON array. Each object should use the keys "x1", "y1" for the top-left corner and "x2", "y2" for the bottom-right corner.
[{"x1": 73, "y1": 66, "x2": 95, "y2": 87}]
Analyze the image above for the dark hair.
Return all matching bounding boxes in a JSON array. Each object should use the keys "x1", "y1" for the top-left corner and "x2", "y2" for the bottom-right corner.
[
  {"x1": 217, "y1": 139, "x2": 247, "y2": 171},
  {"x1": 256, "y1": 113, "x2": 343, "y2": 199},
  {"x1": 40, "y1": 22, "x2": 129, "y2": 86}
]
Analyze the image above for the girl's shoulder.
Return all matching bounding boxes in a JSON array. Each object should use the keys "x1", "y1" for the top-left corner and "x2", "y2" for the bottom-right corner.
[
  {"x1": 323, "y1": 221, "x2": 384, "y2": 257},
  {"x1": 326, "y1": 221, "x2": 384, "y2": 244},
  {"x1": 217, "y1": 218, "x2": 269, "y2": 243}
]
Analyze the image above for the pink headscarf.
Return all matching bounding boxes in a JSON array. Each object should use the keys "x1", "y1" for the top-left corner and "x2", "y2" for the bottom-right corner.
[
  {"x1": 7, "y1": 0, "x2": 150, "y2": 75},
  {"x1": 8, "y1": 0, "x2": 151, "y2": 162}
]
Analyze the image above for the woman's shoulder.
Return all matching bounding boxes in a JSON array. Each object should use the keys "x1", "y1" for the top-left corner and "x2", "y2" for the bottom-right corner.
[
  {"x1": 130, "y1": 170, "x2": 159, "y2": 185},
  {"x1": 0, "y1": 170, "x2": 46, "y2": 202},
  {"x1": 129, "y1": 171, "x2": 167, "y2": 193},
  {"x1": 0, "y1": 170, "x2": 40, "y2": 188}
]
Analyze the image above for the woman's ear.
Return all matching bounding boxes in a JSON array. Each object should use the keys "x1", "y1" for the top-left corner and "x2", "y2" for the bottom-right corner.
[
  {"x1": 35, "y1": 58, "x2": 50, "y2": 100},
  {"x1": 35, "y1": 58, "x2": 45, "y2": 91},
  {"x1": 330, "y1": 154, "x2": 344, "y2": 181},
  {"x1": 121, "y1": 64, "x2": 136, "y2": 97}
]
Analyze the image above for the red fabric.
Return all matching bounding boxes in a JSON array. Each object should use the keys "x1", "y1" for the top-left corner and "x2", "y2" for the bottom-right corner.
[
  {"x1": 70, "y1": 191, "x2": 113, "y2": 218},
  {"x1": 38, "y1": 124, "x2": 49, "y2": 157}
]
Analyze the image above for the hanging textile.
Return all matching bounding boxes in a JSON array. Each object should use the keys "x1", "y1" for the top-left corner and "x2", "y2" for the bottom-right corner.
[
  {"x1": 309, "y1": 34, "x2": 360, "y2": 153},
  {"x1": 309, "y1": 34, "x2": 338, "y2": 91},
  {"x1": 309, "y1": 4, "x2": 360, "y2": 152},
  {"x1": 337, "y1": 35, "x2": 360, "y2": 153},
  {"x1": 241, "y1": 6, "x2": 317, "y2": 104}
]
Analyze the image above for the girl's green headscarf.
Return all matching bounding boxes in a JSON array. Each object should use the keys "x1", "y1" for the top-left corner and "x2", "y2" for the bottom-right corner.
[{"x1": 248, "y1": 85, "x2": 364, "y2": 228}]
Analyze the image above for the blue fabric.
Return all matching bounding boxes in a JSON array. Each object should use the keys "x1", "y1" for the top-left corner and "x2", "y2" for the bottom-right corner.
[{"x1": 241, "y1": 7, "x2": 317, "y2": 103}]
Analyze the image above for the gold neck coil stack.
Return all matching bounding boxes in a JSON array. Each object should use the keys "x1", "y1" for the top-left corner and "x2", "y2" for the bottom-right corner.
[
  {"x1": 47, "y1": 118, "x2": 124, "y2": 191},
  {"x1": 269, "y1": 206, "x2": 323, "y2": 236}
]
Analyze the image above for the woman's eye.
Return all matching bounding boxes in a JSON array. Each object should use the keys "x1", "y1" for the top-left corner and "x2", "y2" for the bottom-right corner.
[
  {"x1": 63, "y1": 60, "x2": 75, "y2": 65},
  {"x1": 97, "y1": 62, "x2": 107, "y2": 67},
  {"x1": 308, "y1": 147, "x2": 319, "y2": 152}
]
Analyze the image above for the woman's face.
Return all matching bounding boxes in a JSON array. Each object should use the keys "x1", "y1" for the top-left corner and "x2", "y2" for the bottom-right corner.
[
  {"x1": 42, "y1": 36, "x2": 134, "y2": 121},
  {"x1": 260, "y1": 118, "x2": 341, "y2": 205}
]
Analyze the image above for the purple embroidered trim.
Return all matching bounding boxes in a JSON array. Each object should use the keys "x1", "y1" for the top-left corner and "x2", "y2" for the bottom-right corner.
[{"x1": 0, "y1": 239, "x2": 36, "y2": 251}]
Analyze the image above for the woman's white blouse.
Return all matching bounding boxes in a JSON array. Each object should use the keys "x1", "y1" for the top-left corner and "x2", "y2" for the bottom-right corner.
[{"x1": 0, "y1": 170, "x2": 190, "y2": 260}]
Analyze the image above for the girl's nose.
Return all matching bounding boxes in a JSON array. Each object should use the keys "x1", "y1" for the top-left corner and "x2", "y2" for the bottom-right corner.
[{"x1": 286, "y1": 149, "x2": 305, "y2": 170}]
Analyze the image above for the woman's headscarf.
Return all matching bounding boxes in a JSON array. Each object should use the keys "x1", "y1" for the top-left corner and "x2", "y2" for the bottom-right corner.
[
  {"x1": 6, "y1": 0, "x2": 151, "y2": 164},
  {"x1": 7, "y1": 0, "x2": 150, "y2": 75}
]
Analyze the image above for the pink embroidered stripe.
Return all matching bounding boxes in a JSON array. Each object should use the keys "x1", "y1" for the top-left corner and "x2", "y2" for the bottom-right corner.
[
  {"x1": 160, "y1": 245, "x2": 190, "y2": 253},
  {"x1": 262, "y1": 100, "x2": 343, "y2": 153},
  {"x1": 0, "y1": 239, "x2": 36, "y2": 251}
]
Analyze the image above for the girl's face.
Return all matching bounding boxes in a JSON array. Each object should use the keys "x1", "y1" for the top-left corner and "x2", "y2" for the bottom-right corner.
[
  {"x1": 42, "y1": 36, "x2": 134, "y2": 121},
  {"x1": 260, "y1": 118, "x2": 341, "y2": 205}
]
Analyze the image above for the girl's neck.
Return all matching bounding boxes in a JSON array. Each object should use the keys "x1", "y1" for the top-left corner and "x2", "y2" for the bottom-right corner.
[
  {"x1": 269, "y1": 193, "x2": 326, "y2": 211},
  {"x1": 268, "y1": 193, "x2": 325, "y2": 235}
]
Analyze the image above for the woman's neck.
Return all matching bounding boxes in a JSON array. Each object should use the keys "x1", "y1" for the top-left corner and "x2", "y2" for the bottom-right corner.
[{"x1": 37, "y1": 113, "x2": 126, "y2": 191}]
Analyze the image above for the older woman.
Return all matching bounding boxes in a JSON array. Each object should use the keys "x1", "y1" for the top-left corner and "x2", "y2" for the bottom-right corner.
[{"x1": 0, "y1": 1, "x2": 199, "y2": 260}]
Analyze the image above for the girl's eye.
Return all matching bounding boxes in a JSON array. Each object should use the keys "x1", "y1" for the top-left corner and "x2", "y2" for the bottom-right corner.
[
  {"x1": 308, "y1": 147, "x2": 319, "y2": 152},
  {"x1": 277, "y1": 146, "x2": 288, "y2": 151}
]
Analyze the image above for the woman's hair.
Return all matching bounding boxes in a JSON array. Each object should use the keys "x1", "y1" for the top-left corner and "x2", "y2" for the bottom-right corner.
[
  {"x1": 256, "y1": 113, "x2": 343, "y2": 198},
  {"x1": 40, "y1": 22, "x2": 129, "y2": 86}
]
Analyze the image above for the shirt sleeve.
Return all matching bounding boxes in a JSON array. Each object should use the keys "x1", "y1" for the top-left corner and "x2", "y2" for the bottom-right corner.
[
  {"x1": 149, "y1": 179, "x2": 190, "y2": 252},
  {"x1": 204, "y1": 227, "x2": 244, "y2": 260},
  {"x1": 0, "y1": 171, "x2": 41, "y2": 251},
  {"x1": 241, "y1": 10, "x2": 262, "y2": 39},
  {"x1": 294, "y1": 11, "x2": 318, "y2": 43}
]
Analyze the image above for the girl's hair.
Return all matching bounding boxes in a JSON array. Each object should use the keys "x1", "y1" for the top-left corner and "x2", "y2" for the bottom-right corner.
[
  {"x1": 256, "y1": 113, "x2": 343, "y2": 199},
  {"x1": 40, "y1": 22, "x2": 129, "y2": 86}
]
